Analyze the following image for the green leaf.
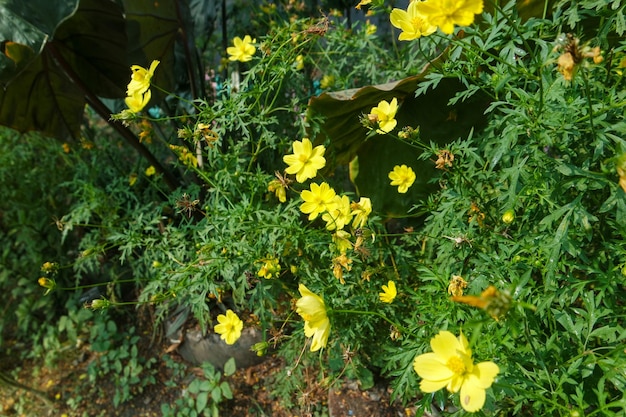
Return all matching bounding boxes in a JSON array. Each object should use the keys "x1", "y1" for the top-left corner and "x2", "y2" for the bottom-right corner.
[
  {"x1": 0, "y1": 0, "x2": 79, "y2": 84},
  {"x1": 223, "y1": 357, "x2": 236, "y2": 377},
  {"x1": 220, "y1": 381, "x2": 233, "y2": 400},
  {"x1": 122, "y1": 0, "x2": 179, "y2": 94},
  {"x1": 196, "y1": 391, "x2": 208, "y2": 413},
  {"x1": 0, "y1": 0, "x2": 128, "y2": 139}
]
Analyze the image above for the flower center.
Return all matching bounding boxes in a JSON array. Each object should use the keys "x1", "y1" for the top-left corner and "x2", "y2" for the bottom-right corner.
[{"x1": 446, "y1": 356, "x2": 467, "y2": 375}]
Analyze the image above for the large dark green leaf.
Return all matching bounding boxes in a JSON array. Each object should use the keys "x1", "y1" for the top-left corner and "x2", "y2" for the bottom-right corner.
[
  {"x1": 0, "y1": 0, "x2": 79, "y2": 85},
  {"x1": 0, "y1": 0, "x2": 128, "y2": 139},
  {"x1": 308, "y1": 66, "x2": 489, "y2": 215},
  {"x1": 123, "y1": 0, "x2": 180, "y2": 94}
]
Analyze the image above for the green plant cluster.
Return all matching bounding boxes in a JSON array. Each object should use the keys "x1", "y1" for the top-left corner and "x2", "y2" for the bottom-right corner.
[{"x1": 2, "y1": 0, "x2": 626, "y2": 415}]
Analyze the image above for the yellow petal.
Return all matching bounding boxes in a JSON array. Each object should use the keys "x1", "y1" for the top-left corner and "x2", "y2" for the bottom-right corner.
[
  {"x1": 413, "y1": 352, "x2": 455, "y2": 386},
  {"x1": 430, "y1": 331, "x2": 461, "y2": 361},
  {"x1": 459, "y1": 376, "x2": 487, "y2": 412},
  {"x1": 474, "y1": 361, "x2": 499, "y2": 388}
]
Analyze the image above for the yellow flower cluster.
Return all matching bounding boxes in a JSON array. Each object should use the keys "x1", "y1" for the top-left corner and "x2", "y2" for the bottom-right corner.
[
  {"x1": 125, "y1": 60, "x2": 159, "y2": 113},
  {"x1": 390, "y1": 0, "x2": 484, "y2": 39}
]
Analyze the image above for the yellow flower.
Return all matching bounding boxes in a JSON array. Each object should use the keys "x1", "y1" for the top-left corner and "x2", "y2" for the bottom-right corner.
[
  {"x1": 365, "y1": 21, "x2": 377, "y2": 36},
  {"x1": 379, "y1": 280, "x2": 397, "y2": 303},
  {"x1": 413, "y1": 330, "x2": 499, "y2": 412},
  {"x1": 125, "y1": 90, "x2": 152, "y2": 113},
  {"x1": 295, "y1": 54, "x2": 304, "y2": 70},
  {"x1": 127, "y1": 60, "x2": 160, "y2": 96},
  {"x1": 320, "y1": 74, "x2": 335, "y2": 89},
  {"x1": 145, "y1": 166, "x2": 156, "y2": 176},
  {"x1": 370, "y1": 98, "x2": 398, "y2": 134},
  {"x1": 300, "y1": 182, "x2": 338, "y2": 220},
  {"x1": 258, "y1": 257, "x2": 281, "y2": 279},
  {"x1": 227, "y1": 35, "x2": 256, "y2": 62},
  {"x1": 283, "y1": 138, "x2": 326, "y2": 183},
  {"x1": 416, "y1": 0, "x2": 484, "y2": 35},
  {"x1": 351, "y1": 197, "x2": 372, "y2": 228},
  {"x1": 390, "y1": 1, "x2": 437, "y2": 41},
  {"x1": 322, "y1": 195, "x2": 353, "y2": 231},
  {"x1": 388, "y1": 164, "x2": 416, "y2": 193},
  {"x1": 355, "y1": 0, "x2": 371, "y2": 9},
  {"x1": 296, "y1": 284, "x2": 330, "y2": 352},
  {"x1": 41, "y1": 262, "x2": 58, "y2": 273},
  {"x1": 129, "y1": 173, "x2": 138, "y2": 186},
  {"x1": 214, "y1": 309, "x2": 244, "y2": 345}
]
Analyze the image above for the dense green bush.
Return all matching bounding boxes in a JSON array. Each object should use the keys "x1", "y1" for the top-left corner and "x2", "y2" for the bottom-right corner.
[{"x1": 2, "y1": 0, "x2": 626, "y2": 415}]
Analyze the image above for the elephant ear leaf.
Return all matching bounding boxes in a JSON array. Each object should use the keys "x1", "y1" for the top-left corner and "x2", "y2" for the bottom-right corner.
[
  {"x1": 123, "y1": 0, "x2": 181, "y2": 97},
  {"x1": 307, "y1": 52, "x2": 490, "y2": 216},
  {"x1": 0, "y1": 0, "x2": 129, "y2": 140},
  {"x1": 0, "y1": 0, "x2": 79, "y2": 85}
]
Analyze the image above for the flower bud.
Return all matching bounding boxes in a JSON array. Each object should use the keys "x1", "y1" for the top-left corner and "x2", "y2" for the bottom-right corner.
[{"x1": 502, "y1": 209, "x2": 515, "y2": 224}]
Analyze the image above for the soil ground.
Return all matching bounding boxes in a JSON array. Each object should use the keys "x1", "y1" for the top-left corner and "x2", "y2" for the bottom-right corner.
[{"x1": 0, "y1": 336, "x2": 415, "y2": 417}]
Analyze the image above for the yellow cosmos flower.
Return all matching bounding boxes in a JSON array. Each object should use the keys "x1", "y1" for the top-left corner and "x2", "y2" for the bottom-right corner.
[
  {"x1": 413, "y1": 330, "x2": 499, "y2": 412},
  {"x1": 296, "y1": 284, "x2": 330, "y2": 352},
  {"x1": 379, "y1": 280, "x2": 397, "y2": 303},
  {"x1": 227, "y1": 35, "x2": 256, "y2": 62},
  {"x1": 322, "y1": 194, "x2": 353, "y2": 231},
  {"x1": 416, "y1": 0, "x2": 484, "y2": 35},
  {"x1": 351, "y1": 197, "x2": 372, "y2": 228},
  {"x1": 125, "y1": 90, "x2": 152, "y2": 113},
  {"x1": 300, "y1": 182, "x2": 338, "y2": 220},
  {"x1": 283, "y1": 138, "x2": 326, "y2": 183},
  {"x1": 390, "y1": 1, "x2": 437, "y2": 41},
  {"x1": 127, "y1": 60, "x2": 160, "y2": 96},
  {"x1": 145, "y1": 166, "x2": 156, "y2": 177},
  {"x1": 388, "y1": 164, "x2": 416, "y2": 193},
  {"x1": 257, "y1": 257, "x2": 281, "y2": 279},
  {"x1": 214, "y1": 309, "x2": 244, "y2": 345},
  {"x1": 370, "y1": 98, "x2": 398, "y2": 134}
]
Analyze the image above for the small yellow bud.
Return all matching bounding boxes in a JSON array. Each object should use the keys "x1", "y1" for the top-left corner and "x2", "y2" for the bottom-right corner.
[
  {"x1": 502, "y1": 209, "x2": 515, "y2": 224},
  {"x1": 89, "y1": 298, "x2": 111, "y2": 310},
  {"x1": 38, "y1": 277, "x2": 56, "y2": 291}
]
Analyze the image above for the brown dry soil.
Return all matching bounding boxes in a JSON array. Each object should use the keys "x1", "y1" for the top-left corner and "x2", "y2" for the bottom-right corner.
[{"x1": 1, "y1": 337, "x2": 416, "y2": 417}]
